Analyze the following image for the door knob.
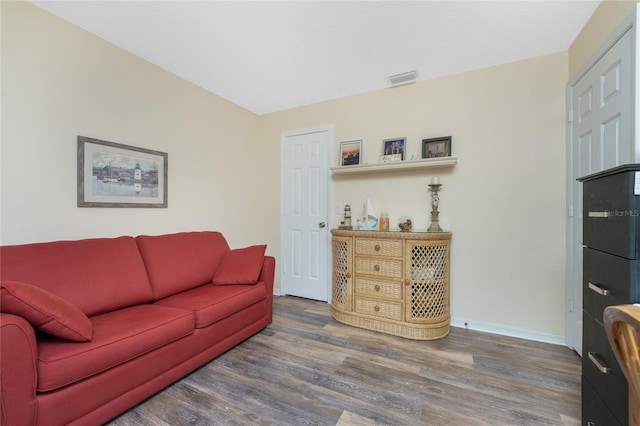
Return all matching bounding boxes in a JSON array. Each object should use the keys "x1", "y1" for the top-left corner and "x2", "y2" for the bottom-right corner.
[{"x1": 319, "y1": 222, "x2": 326, "y2": 228}]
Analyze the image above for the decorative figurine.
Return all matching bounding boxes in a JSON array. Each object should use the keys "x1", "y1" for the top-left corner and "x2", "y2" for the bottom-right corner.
[
  {"x1": 343, "y1": 204, "x2": 352, "y2": 229},
  {"x1": 356, "y1": 197, "x2": 378, "y2": 230},
  {"x1": 398, "y1": 217, "x2": 413, "y2": 231}
]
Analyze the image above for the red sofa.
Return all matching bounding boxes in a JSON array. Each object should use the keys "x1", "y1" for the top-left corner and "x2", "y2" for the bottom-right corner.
[{"x1": 0, "y1": 231, "x2": 275, "y2": 426}]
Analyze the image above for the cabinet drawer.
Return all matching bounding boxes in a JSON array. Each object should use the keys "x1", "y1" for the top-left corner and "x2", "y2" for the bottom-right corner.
[
  {"x1": 355, "y1": 297, "x2": 402, "y2": 321},
  {"x1": 583, "y1": 248, "x2": 640, "y2": 321},
  {"x1": 355, "y1": 257, "x2": 403, "y2": 278},
  {"x1": 582, "y1": 310, "x2": 628, "y2": 422},
  {"x1": 356, "y1": 238, "x2": 403, "y2": 257},
  {"x1": 582, "y1": 375, "x2": 623, "y2": 426},
  {"x1": 583, "y1": 169, "x2": 640, "y2": 259},
  {"x1": 355, "y1": 277, "x2": 402, "y2": 300}
]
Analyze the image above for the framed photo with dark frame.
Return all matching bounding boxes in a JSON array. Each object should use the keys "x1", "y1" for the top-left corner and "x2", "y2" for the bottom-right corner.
[
  {"x1": 422, "y1": 136, "x2": 452, "y2": 158},
  {"x1": 77, "y1": 136, "x2": 168, "y2": 208},
  {"x1": 382, "y1": 137, "x2": 406, "y2": 160},
  {"x1": 339, "y1": 139, "x2": 363, "y2": 166}
]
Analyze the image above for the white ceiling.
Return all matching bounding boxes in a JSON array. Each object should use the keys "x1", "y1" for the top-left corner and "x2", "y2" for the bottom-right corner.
[{"x1": 30, "y1": 1, "x2": 601, "y2": 115}]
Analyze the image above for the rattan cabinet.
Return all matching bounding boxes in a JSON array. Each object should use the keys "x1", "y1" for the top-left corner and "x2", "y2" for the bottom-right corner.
[{"x1": 331, "y1": 229, "x2": 451, "y2": 340}]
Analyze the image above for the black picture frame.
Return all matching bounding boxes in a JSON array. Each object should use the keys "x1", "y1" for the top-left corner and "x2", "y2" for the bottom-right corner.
[
  {"x1": 77, "y1": 136, "x2": 168, "y2": 208},
  {"x1": 422, "y1": 136, "x2": 452, "y2": 159}
]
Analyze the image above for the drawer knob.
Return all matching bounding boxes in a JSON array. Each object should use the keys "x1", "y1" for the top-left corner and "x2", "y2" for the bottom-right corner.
[
  {"x1": 346, "y1": 272, "x2": 351, "y2": 278},
  {"x1": 588, "y1": 282, "x2": 611, "y2": 296},
  {"x1": 374, "y1": 284, "x2": 381, "y2": 292},
  {"x1": 375, "y1": 244, "x2": 381, "y2": 251},
  {"x1": 374, "y1": 305, "x2": 380, "y2": 312},
  {"x1": 374, "y1": 265, "x2": 380, "y2": 272},
  {"x1": 404, "y1": 279, "x2": 410, "y2": 286},
  {"x1": 588, "y1": 352, "x2": 611, "y2": 374}
]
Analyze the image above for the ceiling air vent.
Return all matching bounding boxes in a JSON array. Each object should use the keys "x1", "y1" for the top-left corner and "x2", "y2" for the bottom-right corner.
[{"x1": 388, "y1": 70, "x2": 418, "y2": 87}]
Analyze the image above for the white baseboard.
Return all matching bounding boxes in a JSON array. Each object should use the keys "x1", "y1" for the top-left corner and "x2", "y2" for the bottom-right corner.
[
  {"x1": 450, "y1": 317, "x2": 567, "y2": 346},
  {"x1": 274, "y1": 292, "x2": 567, "y2": 346}
]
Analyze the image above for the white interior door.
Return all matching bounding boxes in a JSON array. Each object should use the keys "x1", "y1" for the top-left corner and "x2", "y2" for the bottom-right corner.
[
  {"x1": 567, "y1": 25, "x2": 633, "y2": 355},
  {"x1": 281, "y1": 126, "x2": 332, "y2": 301}
]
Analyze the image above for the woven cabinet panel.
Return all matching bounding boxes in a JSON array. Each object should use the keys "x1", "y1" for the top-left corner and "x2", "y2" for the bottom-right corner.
[
  {"x1": 355, "y1": 297, "x2": 402, "y2": 321},
  {"x1": 407, "y1": 242, "x2": 450, "y2": 322},
  {"x1": 355, "y1": 277, "x2": 402, "y2": 300},
  {"x1": 409, "y1": 281, "x2": 448, "y2": 321},
  {"x1": 333, "y1": 269, "x2": 349, "y2": 307},
  {"x1": 410, "y1": 242, "x2": 448, "y2": 280},
  {"x1": 332, "y1": 237, "x2": 351, "y2": 309},
  {"x1": 356, "y1": 238, "x2": 403, "y2": 257},
  {"x1": 355, "y1": 257, "x2": 403, "y2": 278}
]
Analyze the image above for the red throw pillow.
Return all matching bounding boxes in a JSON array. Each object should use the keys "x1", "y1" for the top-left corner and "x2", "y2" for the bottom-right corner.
[
  {"x1": 212, "y1": 245, "x2": 266, "y2": 285},
  {"x1": 0, "y1": 281, "x2": 93, "y2": 341}
]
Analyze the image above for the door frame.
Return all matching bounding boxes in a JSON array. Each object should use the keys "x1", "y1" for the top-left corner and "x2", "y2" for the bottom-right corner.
[
  {"x1": 565, "y1": 7, "x2": 637, "y2": 353},
  {"x1": 280, "y1": 124, "x2": 334, "y2": 301}
]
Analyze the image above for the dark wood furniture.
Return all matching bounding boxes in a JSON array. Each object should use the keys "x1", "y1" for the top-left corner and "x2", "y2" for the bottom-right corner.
[{"x1": 579, "y1": 164, "x2": 640, "y2": 425}]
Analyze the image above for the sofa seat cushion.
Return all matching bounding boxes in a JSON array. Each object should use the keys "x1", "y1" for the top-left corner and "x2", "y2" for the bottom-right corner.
[
  {"x1": 37, "y1": 304, "x2": 195, "y2": 392},
  {"x1": 154, "y1": 282, "x2": 267, "y2": 329}
]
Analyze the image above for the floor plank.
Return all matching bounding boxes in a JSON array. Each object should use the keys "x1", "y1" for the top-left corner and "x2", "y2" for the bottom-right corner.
[{"x1": 107, "y1": 296, "x2": 581, "y2": 425}]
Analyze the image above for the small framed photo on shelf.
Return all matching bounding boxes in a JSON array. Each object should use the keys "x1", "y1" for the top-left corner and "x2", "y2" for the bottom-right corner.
[
  {"x1": 422, "y1": 136, "x2": 452, "y2": 158},
  {"x1": 339, "y1": 139, "x2": 363, "y2": 166},
  {"x1": 382, "y1": 137, "x2": 405, "y2": 160}
]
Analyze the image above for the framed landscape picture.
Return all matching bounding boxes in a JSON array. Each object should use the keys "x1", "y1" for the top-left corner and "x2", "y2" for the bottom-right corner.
[
  {"x1": 339, "y1": 140, "x2": 363, "y2": 166},
  {"x1": 77, "y1": 136, "x2": 168, "y2": 208},
  {"x1": 422, "y1": 136, "x2": 452, "y2": 158}
]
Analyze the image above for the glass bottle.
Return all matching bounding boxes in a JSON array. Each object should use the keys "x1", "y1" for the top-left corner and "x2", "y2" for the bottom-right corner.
[{"x1": 380, "y1": 212, "x2": 389, "y2": 231}]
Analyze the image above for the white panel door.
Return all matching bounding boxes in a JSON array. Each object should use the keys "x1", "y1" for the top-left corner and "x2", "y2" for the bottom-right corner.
[
  {"x1": 567, "y1": 27, "x2": 633, "y2": 355},
  {"x1": 281, "y1": 127, "x2": 331, "y2": 301}
]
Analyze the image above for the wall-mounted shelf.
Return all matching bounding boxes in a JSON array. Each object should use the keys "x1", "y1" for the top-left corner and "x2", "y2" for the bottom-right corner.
[{"x1": 331, "y1": 156, "x2": 457, "y2": 175}]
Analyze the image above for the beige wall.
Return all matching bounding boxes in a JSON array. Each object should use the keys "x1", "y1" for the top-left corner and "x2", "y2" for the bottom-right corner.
[
  {"x1": 569, "y1": 0, "x2": 638, "y2": 77},
  {"x1": 6, "y1": 0, "x2": 634, "y2": 342},
  {"x1": 1, "y1": 1, "x2": 271, "y2": 251},
  {"x1": 261, "y1": 53, "x2": 569, "y2": 340}
]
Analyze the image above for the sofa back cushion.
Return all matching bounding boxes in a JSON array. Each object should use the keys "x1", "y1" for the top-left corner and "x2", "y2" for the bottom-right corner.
[
  {"x1": 0, "y1": 237, "x2": 154, "y2": 316},
  {"x1": 136, "y1": 231, "x2": 230, "y2": 299}
]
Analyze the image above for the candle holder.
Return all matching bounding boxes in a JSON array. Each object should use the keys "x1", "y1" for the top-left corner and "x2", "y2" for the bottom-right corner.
[{"x1": 428, "y1": 183, "x2": 443, "y2": 232}]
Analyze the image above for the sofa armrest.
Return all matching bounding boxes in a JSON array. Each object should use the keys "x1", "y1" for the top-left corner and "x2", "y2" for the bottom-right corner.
[
  {"x1": 1, "y1": 313, "x2": 38, "y2": 426},
  {"x1": 260, "y1": 256, "x2": 276, "y2": 293},
  {"x1": 260, "y1": 256, "x2": 276, "y2": 325}
]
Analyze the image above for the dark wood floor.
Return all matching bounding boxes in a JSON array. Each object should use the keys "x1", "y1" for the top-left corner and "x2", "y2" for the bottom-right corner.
[{"x1": 107, "y1": 296, "x2": 581, "y2": 425}]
